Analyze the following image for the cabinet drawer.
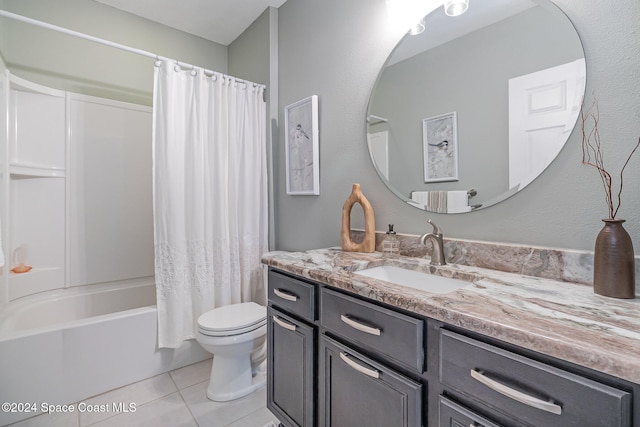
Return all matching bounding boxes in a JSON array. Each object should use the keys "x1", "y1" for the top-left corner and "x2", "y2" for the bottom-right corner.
[
  {"x1": 320, "y1": 287, "x2": 424, "y2": 372},
  {"x1": 268, "y1": 269, "x2": 316, "y2": 322},
  {"x1": 440, "y1": 329, "x2": 632, "y2": 427},
  {"x1": 319, "y1": 335, "x2": 422, "y2": 427},
  {"x1": 439, "y1": 396, "x2": 502, "y2": 427}
]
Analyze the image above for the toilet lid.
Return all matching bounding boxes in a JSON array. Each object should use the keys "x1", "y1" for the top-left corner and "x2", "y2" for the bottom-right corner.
[{"x1": 197, "y1": 302, "x2": 266, "y2": 333}]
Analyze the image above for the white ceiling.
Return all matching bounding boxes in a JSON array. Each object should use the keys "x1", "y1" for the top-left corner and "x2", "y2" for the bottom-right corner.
[{"x1": 94, "y1": 0, "x2": 288, "y2": 46}]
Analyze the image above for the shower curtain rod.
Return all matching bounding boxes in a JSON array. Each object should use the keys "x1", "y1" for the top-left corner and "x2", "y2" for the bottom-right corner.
[{"x1": 0, "y1": 9, "x2": 266, "y2": 89}]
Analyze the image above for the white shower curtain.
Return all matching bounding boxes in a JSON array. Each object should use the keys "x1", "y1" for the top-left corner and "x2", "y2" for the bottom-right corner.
[{"x1": 152, "y1": 60, "x2": 268, "y2": 349}]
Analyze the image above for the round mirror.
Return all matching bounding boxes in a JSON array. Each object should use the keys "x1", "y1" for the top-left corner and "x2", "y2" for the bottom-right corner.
[{"x1": 367, "y1": 0, "x2": 585, "y2": 213}]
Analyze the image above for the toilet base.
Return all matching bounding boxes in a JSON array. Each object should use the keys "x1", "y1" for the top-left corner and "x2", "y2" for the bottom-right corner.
[
  {"x1": 206, "y1": 368, "x2": 266, "y2": 402},
  {"x1": 205, "y1": 353, "x2": 266, "y2": 402}
]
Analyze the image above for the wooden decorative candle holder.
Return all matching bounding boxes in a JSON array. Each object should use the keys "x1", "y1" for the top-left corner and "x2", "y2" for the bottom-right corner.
[{"x1": 340, "y1": 183, "x2": 375, "y2": 252}]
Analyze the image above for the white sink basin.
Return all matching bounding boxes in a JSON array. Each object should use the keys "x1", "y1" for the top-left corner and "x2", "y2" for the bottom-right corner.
[{"x1": 354, "y1": 265, "x2": 472, "y2": 294}]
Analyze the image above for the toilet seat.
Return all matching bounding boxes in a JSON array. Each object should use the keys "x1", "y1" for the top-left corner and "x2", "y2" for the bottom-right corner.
[{"x1": 197, "y1": 302, "x2": 266, "y2": 337}]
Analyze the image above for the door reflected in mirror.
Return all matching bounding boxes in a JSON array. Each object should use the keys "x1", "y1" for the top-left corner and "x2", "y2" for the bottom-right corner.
[{"x1": 367, "y1": 0, "x2": 585, "y2": 213}]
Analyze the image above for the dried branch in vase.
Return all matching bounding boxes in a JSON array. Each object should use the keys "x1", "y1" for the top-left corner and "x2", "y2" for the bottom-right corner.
[{"x1": 581, "y1": 97, "x2": 640, "y2": 219}]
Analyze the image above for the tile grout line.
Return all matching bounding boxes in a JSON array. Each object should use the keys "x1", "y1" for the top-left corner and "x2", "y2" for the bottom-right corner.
[
  {"x1": 83, "y1": 373, "x2": 179, "y2": 427},
  {"x1": 80, "y1": 373, "x2": 167, "y2": 426},
  {"x1": 176, "y1": 389, "x2": 200, "y2": 427},
  {"x1": 169, "y1": 369, "x2": 202, "y2": 427},
  {"x1": 8, "y1": 362, "x2": 214, "y2": 427},
  {"x1": 223, "y1": 406, "x2": 274, "y2": 427}
]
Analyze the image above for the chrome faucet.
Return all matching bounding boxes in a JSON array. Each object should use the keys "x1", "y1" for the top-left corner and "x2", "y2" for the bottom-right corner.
[{"x1": 420, "y1": 219, "x2": 446, "y2": 266}]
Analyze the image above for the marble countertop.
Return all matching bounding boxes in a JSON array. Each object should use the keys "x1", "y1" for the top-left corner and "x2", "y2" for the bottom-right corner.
[{"x1": 262, "y1": 248, "x2": 640, "y2": 384}]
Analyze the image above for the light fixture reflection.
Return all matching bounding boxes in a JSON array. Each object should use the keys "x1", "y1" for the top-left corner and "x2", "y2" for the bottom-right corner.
[
  {"x1": 444, "y1": 0, "x2": 469, "y2": 16},
  {"x1": 409, "y1": 18, "x2": 426, "y2": 35},
  {"x1": 386, "y1": 0, "x2": 443, "y2": 34}
]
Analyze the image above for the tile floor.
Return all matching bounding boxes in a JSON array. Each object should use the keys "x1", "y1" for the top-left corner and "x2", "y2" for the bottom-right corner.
[{"x1": 8, "y1": 359, "x2": 279, "y2": 427}]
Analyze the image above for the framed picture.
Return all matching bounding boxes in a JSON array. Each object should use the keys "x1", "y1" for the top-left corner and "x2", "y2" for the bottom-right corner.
[
  {"x1": 285, "y1": 95, "x2": 320, "y2": 195},
  {"x1": 423, "y1": 112, "x2": 459, "y2": 183}
]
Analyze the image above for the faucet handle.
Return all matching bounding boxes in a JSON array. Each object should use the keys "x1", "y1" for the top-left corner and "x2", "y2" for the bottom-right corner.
[{"x1": 427, "y1": 219, "x2": 443, "y2": 235}]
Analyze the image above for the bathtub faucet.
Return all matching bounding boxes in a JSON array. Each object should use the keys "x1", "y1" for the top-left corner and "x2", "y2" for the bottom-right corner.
[{"x1": 420, "y1": 219, "x2": 446, "y2": 266}]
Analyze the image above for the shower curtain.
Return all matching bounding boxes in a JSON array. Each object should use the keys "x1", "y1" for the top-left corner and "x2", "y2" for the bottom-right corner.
[{"x1": 152, "y1": 60, "x2": 268, "y2": 349}]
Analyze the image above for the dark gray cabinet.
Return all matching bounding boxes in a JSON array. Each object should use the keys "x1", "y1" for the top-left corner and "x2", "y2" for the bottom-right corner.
[
  {"x1": 320, "y1": 287, "x2": 424, "y2": 372},
  {"x1": 267, "y1": 307, "x2": 315, "y2": 427},
  {"x1": 269, "y1": 269, "x2": 316, "y2": 321},
  {"x1": 319, "y1": 335, "x2": 422, "y2": 427},
  {"x1": 438, "y1": 396, "x2": 503, "y2": 427},
  {"x1": 267, "y1": 270, "x2": 318, "y2": 427},
  {"x1": 319, "y1": 287, "x2": 424, "y2": 426},
  {"x1": 267, "y1": 268, "x2": 637, "y2": 427},
  {"x1": 439, "y1": 329, "x2": 632, "y2": 427}
]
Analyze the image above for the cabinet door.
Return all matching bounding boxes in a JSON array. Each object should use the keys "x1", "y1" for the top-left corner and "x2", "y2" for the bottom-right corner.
[
  {"x1": 439, "y1": 396, "x2": 503, "y2": 427},
  {"x1": 319, "y1": 336, "x2": 422, "y2": 427},
  {"x1": 267, "y1": 307, "x2": 315, "y2": 427}
]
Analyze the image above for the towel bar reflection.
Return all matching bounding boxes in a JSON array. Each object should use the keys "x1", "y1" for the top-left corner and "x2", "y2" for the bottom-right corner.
[{"x1": 367, "y1": 115, "x2": 388, "y2": 125}]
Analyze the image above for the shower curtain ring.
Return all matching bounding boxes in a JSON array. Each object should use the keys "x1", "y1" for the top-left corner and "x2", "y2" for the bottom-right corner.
[{"x1": 154, "y1": 55, "x2": 162, "y2": 67}]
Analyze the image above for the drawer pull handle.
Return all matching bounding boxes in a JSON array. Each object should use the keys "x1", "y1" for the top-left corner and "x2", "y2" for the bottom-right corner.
[
  {"x1": 339, "y1": 352, "x2": 380, "y2": 379},
  {"x1": 274, "y1": 288, "x2": 299, "y2": 302},
  {"x1": 340, "y1": 315, "x2": 381, "y2": 336},
  {"x1": 470, "y1": 369, "x2": 562, "y2": 415},
  {"x1": 272, "y1": 315, "x2": 297, "y2": 331}
]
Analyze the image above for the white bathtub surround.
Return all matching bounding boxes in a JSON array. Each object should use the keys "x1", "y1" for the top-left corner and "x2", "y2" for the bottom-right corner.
[
  {"x1": 0, "y1": 280, "x2": 210, "y2": 426},
  {"x1": 0, "y1": 72, "x2": 154, "y2": 303},
  {"x1": 0, "y1": 278, "x2": 154, "y2": 333},
  {"x1": 152, "y1": 59, "x2": 268, "y2": 349},
  {"x1": 6, "y1": 359, "x2": 279, "y2": 427}
]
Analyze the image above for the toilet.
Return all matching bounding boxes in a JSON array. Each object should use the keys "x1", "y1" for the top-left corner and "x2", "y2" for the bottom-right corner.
[{"x1": 196, "y1": 302, "x2": 267, "y2": 401}]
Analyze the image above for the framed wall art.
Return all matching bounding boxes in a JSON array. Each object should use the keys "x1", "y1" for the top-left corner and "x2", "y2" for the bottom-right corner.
[
  {"x1": 423, "y1": 112, "x2": 459, "y2": 183},
  {"x1": 285, "y1": 95, "x2": 319, "y2": 195}
]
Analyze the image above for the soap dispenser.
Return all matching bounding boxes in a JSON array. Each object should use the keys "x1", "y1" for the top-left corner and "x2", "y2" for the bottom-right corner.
[{"x1": 382, "y1": 224, "x2": 400, "y2": 256}]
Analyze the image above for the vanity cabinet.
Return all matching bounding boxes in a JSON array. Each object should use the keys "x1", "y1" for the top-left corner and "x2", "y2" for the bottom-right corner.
[
  {"x1": 266, "y1": 267, "x2": 636, "y2": 427},
  {"x1": 267, "y1": 270, "x2": 318, "y2": 427},
  {"x1": 319, "y1": 287, "x2": 424, "y2": 426}
]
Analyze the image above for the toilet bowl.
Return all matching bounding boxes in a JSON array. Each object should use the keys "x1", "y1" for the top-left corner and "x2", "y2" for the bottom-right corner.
[{"x1": 196, "y1": 302, "x2": 267, "y2": 401}]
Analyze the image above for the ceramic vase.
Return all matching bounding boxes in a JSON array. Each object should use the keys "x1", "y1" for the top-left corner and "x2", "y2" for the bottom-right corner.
[{"x1": 593, "y1": 219, "x2": 635, "y2": 299}]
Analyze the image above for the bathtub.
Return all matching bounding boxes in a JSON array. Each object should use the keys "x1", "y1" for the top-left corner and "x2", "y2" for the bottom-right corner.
[{"x1": 0, "y1": 278, "x2": 210, "y2": 426}]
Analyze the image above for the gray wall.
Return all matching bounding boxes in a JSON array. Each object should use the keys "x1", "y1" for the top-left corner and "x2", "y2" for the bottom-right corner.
[
  {"x1": 0, "y1": 0, "x2": 228, "y2": 105},
  {"x1": 371, "y1": 6, "x2": 583, "y2": 204},
  {"x1": 229, "y1": 8, "x2": 270, "y2": 86},
  {"x1": 276, "y1": 0, "x2": 640, "y2": 253},
  {"x1": 228, "y1": 7, "x2": 279, "y2": 249},
  {"x1": 0, "y1": 0, "x2": 280, "y2": 247},
  {"x1": 2, "y1": 0, "x2": 639, "y2": 255}
]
